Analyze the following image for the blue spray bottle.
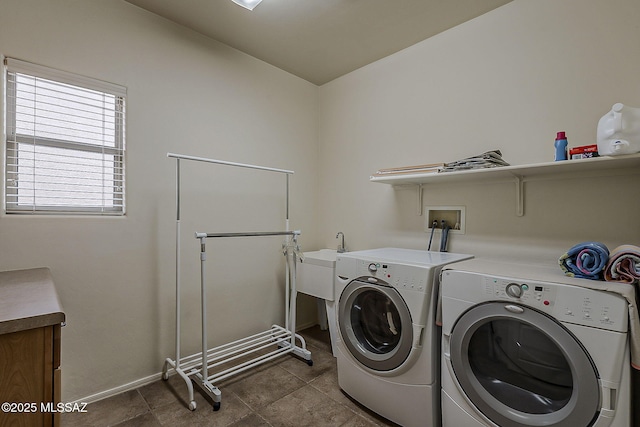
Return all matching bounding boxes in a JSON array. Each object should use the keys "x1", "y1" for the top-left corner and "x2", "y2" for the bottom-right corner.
[{"x1": 554, "y1": 131, "x2": 568, "y2": 161}]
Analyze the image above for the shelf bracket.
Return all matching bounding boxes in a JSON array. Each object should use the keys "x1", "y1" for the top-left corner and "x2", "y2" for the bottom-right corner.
[
  {"x1": 416, "y1": 184, "x2": 423, "y2": 216},
  {"x1": 514, "y1": 176, "x2": 524, "y2": 217}
]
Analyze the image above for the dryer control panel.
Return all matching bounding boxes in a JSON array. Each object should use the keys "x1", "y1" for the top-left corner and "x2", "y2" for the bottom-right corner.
[
  {"x1": 482, "y1": 275, "x2": 628, "y2": 332},
  {"x1": 484, "y1": 277, "x2": 557, "y2": 306}
]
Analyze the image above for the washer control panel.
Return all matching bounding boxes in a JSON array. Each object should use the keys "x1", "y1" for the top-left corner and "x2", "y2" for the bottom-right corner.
[
  {"x1": 355, "y1": 260, "x2": 431, "y2": 292},
  {"x1": 483, "y1": 277, "x2": 554, "y2": 306},
  {"x1": 481, "y1": 275, "x2": 627, "y2": 331}
]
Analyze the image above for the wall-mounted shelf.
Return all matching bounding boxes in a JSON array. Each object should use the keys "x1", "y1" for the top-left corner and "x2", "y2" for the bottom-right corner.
[{"x1": 370, "y1": 153, "x2": 640, "y2": 216}]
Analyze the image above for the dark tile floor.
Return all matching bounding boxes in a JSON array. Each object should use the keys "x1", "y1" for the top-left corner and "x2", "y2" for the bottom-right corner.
[{"x1": 62, "y1": 327, "x2": 399, "y2": 426}]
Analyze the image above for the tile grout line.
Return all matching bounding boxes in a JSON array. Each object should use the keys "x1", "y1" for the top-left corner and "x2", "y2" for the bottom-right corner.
[{"x1": 109, "y1": 390, "x2": 155, "y2": 427}]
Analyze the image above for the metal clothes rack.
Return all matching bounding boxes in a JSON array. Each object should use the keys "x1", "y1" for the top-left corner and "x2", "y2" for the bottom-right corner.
[{"x1": 162, "y1": 153, "x2": 312, "y2": 412}]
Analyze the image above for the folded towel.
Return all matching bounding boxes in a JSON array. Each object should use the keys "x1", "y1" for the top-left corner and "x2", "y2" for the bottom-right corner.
[
  {"x1": 604, "y1": 245, "x2": 640, "y2": 284},
  {"x1": 558, "y1": 242, "x2": 609, "y2": 280}
]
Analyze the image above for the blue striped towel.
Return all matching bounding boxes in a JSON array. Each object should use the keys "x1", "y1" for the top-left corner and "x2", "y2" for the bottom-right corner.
[{"x1": 558, "y1": 242, "x2": 610, "y2": 280}]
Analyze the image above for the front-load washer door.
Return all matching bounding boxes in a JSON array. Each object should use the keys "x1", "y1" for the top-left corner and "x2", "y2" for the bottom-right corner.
[
  {"x1": 449, "y1": 302, "x2": 600, "y2": 427},
  {"x1": 338, "y1": 278, "x2": 413, "y2": 371}
]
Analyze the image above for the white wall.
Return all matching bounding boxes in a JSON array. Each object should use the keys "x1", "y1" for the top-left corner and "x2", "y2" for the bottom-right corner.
[
  {"x1": 0, "y1": 0, "x2": 319, "y2": 400},
  {"x1": 317, "y1": 0, "x2": 640, "y2": 261}
]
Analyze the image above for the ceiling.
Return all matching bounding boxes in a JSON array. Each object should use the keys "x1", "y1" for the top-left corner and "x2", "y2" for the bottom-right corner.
[{"x1": 125, "y1": 0, "x2": 512, "y2": 85}]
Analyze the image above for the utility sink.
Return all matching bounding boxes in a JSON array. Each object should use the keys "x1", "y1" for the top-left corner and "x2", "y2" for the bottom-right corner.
[
  {"x1": 296, "y1": 248, "x2": 339, "y2": 357},
  {"x1": 297, "y1": 249, "x2": 337, "y2": 300},
  {"x1": 302, "y1": 249, "x2": 337, "y2": 267}
]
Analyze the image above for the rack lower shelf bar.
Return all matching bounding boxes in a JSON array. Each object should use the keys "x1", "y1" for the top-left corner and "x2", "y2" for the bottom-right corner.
[{"x1": 162, "y1": 324, "x2": 311, "y2": 411}]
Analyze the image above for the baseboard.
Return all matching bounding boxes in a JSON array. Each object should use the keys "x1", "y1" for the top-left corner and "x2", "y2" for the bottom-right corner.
[
  {"x1": 72, "y1": 371, "x2": 164, "y2": 404},
  {"x1": 295, "y1": 321, "x2": 318, "y2": 332}
]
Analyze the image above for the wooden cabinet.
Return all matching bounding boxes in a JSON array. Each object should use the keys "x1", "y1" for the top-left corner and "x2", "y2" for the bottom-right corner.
[{"x1": 0, "y1": 268, "x2": 65, "y2": 427}]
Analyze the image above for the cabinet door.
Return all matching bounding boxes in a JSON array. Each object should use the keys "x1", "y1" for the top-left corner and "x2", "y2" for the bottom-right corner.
[
  {"x1": 0, "y1": 327, "x2": 54, "y2": 427},
  {"x1": 53, "y1": 324, "x2": 61, "y2": 427}
]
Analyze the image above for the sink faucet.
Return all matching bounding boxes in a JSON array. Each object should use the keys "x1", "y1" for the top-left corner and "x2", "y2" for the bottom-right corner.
[{"x1": 336, "y1": 232, "x2": 346, "y2": 253}]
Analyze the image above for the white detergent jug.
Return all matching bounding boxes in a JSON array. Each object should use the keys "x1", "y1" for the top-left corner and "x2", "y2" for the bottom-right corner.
[{"x1": 597, "y1": 103, "x2": 640, "y2": 155}]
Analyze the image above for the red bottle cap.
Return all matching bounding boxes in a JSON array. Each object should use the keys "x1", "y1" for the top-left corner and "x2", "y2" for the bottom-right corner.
[{"x1": 556, "y1": 131, "x2": 566, "y2": 140}]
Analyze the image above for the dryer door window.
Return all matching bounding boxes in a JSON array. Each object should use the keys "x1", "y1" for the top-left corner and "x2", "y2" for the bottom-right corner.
[
  {"x1": 449, "y1": 302, "x2": 600, "y2": 427},
  {"x1": 338, "y1": 279, "x2": 413, "y2": 371}
]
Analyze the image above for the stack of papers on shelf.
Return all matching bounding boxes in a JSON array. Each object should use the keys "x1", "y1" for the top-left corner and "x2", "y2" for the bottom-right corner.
[
  {"x1": 372, "y1": 163, "x2": 445, "y2": 177},
  {"x1": 440, "y1": 149, "x2": 509, "y2": 172}
]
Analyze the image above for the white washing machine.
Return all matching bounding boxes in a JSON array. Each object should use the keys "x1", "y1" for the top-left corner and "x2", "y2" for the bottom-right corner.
[
  {"x1": 440, "y1": 259, "x2": 631, "y2": 427},
  {"x1": 335, "y1": 248, "x2": 473, "y2": 427}
]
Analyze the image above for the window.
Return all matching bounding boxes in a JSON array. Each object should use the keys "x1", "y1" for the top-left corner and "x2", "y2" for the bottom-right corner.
[{"x1": 4, "y1": 58, "x2": 126, "y2": 215}]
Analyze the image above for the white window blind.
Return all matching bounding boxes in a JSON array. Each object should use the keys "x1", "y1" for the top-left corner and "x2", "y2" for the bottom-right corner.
[{"x1": 4, "y1": 58, "x2": 126, "y2": 215}]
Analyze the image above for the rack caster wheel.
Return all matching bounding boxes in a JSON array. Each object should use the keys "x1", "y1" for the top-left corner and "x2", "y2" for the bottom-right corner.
[
  {"x1": 188, "y1": 401, "x2": 197, "y2": 411},
  {"x1": 307, "y1": 359, "x2": 313, "y2": 366},
  {"x1": 213, "y1": 402, "x2": 221, "y2": 411}
]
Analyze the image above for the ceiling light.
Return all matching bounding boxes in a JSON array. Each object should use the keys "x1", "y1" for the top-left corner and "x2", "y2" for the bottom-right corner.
[{"x1": 231, "y1": 0, "x2": 263, "y2": 10}]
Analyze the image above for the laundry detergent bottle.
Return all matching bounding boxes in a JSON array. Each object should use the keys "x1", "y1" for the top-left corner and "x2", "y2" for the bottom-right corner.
[{"x1": 554, "y1": 131, "x2": 568, "y2": 161}]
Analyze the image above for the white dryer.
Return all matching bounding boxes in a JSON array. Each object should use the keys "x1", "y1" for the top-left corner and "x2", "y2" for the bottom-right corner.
[
  {"x1": 440, "y1": 259, "x2": 631, "y2": 427},
  {"x1": 335, "y1": 248, "x2": 473, "y2": 427}
]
